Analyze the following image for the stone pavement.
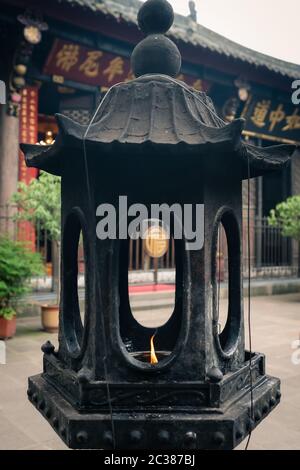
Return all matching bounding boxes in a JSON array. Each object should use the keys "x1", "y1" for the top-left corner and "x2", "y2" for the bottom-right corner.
[{"x1": 0, "y1": 293, "x2": 299, "y2": 450}]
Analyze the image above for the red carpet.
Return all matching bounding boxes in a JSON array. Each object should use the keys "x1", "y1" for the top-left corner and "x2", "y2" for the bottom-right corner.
[{"x1": 128, "y1": 284, "x2": 175, "y2": 294}]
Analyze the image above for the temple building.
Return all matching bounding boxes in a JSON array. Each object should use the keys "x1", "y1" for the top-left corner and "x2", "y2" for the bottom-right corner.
[{"x1": 0, "y1": 0, "x2": 299, "y2": 279}]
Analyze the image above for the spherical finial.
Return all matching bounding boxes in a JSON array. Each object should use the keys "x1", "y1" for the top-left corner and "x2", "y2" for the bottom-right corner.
[
  {"x1": 131, "y1": 0, "x2": 181, "y2": 78},
  {"x1": 138, "y1": 0, "x2": 174, "y2": 34}
]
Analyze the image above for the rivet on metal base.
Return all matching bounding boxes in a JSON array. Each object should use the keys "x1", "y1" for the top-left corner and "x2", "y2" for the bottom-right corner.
[
  {"x1": 213, "y1": 432, "x2": 225, "y2": 447},
  {"x1": 158, "y1": 430, "x2": 170, "y2": 444},
  {"x1": 184, "y1": 431, "x2": 197, "y2": 449},
  {"x1": 76, "y1": 431, "x2": 88, "y2": 444},
  {"x1": 130, "y1": 430, "x2": 142, "y2": 444}
]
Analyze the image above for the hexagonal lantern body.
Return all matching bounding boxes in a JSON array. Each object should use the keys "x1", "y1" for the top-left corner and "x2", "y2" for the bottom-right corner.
[{"x1": 21, "y1": 0, "x2": 294, "y2": 450}]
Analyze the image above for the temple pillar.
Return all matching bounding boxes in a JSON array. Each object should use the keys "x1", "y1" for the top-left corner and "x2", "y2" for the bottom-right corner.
[
  {"x1": 0, "y1": 105, "x2": 19, "y2": 233},
  {"x1": 242, "y1": 178, "x2": 256, "y2": 276}
]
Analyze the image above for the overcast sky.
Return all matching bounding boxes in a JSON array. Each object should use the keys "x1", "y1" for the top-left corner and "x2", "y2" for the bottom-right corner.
[{"x1": 142, "y1": 0, "x2": 300, "y2": 65}]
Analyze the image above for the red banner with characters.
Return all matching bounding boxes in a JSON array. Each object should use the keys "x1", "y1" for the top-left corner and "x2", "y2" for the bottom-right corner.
[
  {"x1": 18, "y1": 86, "x2": 38, "y2": 248},
  {"x1": 43, "y1": 39, "x2": 211, "y2": 92}
]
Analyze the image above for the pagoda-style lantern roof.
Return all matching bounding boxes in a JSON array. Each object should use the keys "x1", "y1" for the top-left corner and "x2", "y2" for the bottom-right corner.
[
  {"x1": 21, "y1": 80, "x2": 293, "y2": 179},
  {"x1": 21, "y1": 0, "x2": 294, "y2": 180}
]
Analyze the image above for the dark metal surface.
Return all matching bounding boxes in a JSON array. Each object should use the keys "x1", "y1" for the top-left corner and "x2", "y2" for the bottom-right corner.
[
  {"x1": 22, "y1": 0, "x2": 294, "y2": 450},
  {"x1": 28, "y1": 367, "x2": 281, "y2": 450},
  {"x1": 20, "y1": 76, "x2": 293, "y2": 179},
  {"x1": 132, "y1": 0, "x2": 180, "y2": 77}
]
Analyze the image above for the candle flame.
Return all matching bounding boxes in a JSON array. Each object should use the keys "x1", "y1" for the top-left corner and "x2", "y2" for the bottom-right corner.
[{"x1": 150, "y1": 334, "x2": 158, "y2": 364}]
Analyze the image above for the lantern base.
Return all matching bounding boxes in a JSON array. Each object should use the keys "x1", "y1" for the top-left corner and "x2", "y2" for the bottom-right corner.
[{"x1": 28, "y1": 372, "x2": 280, "y2": 450}]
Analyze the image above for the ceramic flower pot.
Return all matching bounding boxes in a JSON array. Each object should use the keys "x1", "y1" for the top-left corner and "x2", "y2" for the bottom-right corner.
[
  {"x1": 41, "y1": 305, "x2": 59, "y2": 333},
  {"x1": 0, "y1": 315, "x2": 17, "y2": 339}
]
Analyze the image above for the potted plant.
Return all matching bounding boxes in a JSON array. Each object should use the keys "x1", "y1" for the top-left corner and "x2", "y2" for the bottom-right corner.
[
  {"x1": 0, "y1": 236, "x2": 43, "y2": 339},
  {"x1": 12, "y1": 171, "x2": 61, "y2": 332}
]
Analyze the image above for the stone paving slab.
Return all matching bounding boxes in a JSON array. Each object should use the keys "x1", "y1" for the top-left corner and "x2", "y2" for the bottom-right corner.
[{"x1": 0, "y1": 293, "x2": 299, "y2": 450}]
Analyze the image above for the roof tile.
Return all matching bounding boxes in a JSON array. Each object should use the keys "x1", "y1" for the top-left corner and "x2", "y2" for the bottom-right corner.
[{"x1": 57, "y1": 0, "x2": 300, "y2": 79}]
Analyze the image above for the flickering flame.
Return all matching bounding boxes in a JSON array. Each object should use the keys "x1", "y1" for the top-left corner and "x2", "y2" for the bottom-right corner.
[{"x1": 150, "y1": 335, "x2": 158, "y2": 364}]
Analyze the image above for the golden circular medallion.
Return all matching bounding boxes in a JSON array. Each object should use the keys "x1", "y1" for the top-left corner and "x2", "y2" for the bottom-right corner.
[{"x1": 144, "y1": 225, "x2": 169, "y2": 258}]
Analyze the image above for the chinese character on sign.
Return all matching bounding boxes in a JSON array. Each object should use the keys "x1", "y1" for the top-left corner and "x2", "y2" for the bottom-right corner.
[
  {"x1": 282, "y1": 109, "x2": 300, "y2": 131},
  {"x1": 250, "y1": 100, "x2": 271, "y2": 128},
  {"x1": 103, "y1": 57, "x2": 124, "y2": 82},
  {"x1": 79, "y1": 51, "x2": 103, "y2": 78},
  {"x1": 124, "y1": 69, "x2": 135, "y2": 82},
  {"x1": 269, "y1": 104, "x2": 285, "y2": 132},
  {"x1": 56, "y1": 44, "x2": 80, "y2": 72},
  {"x1": 242, "y1": 95, "x2": 300, "y2": 143}
]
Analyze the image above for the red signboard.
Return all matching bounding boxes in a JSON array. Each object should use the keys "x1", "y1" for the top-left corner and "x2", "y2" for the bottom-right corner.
[
  {"x1": 18, "y1": 86, "x2": 38, "y2": 248},
  {"x1": 43, "y1": 39, "x2": 210, "y2": 92},
  {"x1": 19, "y1": 86, "x2": 38, "y2": 180}
]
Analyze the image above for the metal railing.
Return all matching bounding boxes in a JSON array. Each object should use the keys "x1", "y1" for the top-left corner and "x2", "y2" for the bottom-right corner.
[
  {"x1": 252, "y1": 216, "x2": 297, "y2": 278},
  {"x1": 254, "y1": 216, "x2": 291, "y2": 267},
  {"x1": 128, "y1": 238, "x2": 176, "y2": 272},
  {"x1": 0, "y1": 204, "x2": 298, "y2": 281}
]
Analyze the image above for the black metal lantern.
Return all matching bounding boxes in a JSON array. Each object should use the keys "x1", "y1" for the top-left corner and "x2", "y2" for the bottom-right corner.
[{"x1": 21, "y1": 0, "x2": 295, "y2": 450}]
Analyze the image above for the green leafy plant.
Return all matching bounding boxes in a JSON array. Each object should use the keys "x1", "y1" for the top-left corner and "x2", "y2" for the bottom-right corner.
[
  {"x1": 12, "y1": 171, "x2": 61, "y2": 300},
  {"x1": 268, "y1": 196, "x2": 300, "y2": 240},
  {"x1": 268, "y1": 195, "x2": 300, "y2": 275},
  {"x1": 12, "y1": 171, "x2": 61, "y2": 242},
  {"x1": 0, "y1": 237, "x2": 44, "y2": 320}
]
